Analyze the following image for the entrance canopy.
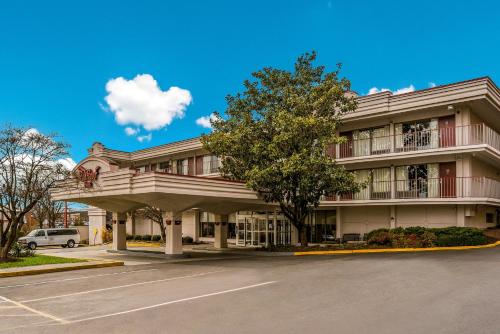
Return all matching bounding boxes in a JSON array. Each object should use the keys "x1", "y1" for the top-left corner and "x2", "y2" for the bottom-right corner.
[{"x1": 52, "y1": 157, "x2": 274, "y2": 214}]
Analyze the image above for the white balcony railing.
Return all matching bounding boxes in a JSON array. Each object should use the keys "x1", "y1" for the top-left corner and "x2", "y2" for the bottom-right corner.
[
  {"x1": 324, "y1": 177, "x2": 500, "y2": 201},
  {"x1": 337, "y1": 124, "x2": 500, "y2": 159}
]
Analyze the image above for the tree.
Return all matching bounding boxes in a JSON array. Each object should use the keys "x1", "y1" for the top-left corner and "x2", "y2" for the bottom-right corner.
[
  {"x1": 32, "y1": 192, "x2": 64, "y2": 229},
  {"x1": 0, "y1": 126, "x2": 70, "y2": 259},
  {"x1": 201, "y1": 52, "x2": 360, "y2": 245},
  {"x1": 137, "y1": 206, "x2": 166, "y2": 241}
]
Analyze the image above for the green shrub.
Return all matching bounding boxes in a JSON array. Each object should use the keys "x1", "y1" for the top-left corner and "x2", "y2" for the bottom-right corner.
[
  {"x1": 133, "y1": 235, "x2": 143, "y2": 241},
  {"x1": 432, "y1": 227, "x2": 487, "y2": 246},
  {"x1": 142, "y1": 234, "x2": 152, "y2": 241},
  {"x1": 152, "y1": 235, "x2": 161, "y2": 242},
  {"x1": 9, "y1": 242, "x2": 35, "y2": 258},
  {"x1": 126, "y1": 234, "x2": 134, "y2": 240},
  {"x1": 366, "y1": 229, "x2": 391, "y2": 246}
]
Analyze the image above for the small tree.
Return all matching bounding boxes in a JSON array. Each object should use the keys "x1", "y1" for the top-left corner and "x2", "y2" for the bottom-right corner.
[
  {"x1": 201, "y1": 52, "x2": 360, "y2": 245},
  {"x1": 0, "y1": 126, "x2": 69, "y2": 259},
  {"x1": 137, "y1": 206, "x2": 166, "y2": 242}
]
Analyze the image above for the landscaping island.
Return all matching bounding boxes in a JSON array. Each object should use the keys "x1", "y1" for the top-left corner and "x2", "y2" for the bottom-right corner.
[{"x1": 0, "y1": 254, "x2": 85, "y2": 269}]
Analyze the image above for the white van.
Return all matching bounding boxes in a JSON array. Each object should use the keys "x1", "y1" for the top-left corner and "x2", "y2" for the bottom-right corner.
[{"x1": 18, "y1": 228, "x2": 81, "y2": 250}]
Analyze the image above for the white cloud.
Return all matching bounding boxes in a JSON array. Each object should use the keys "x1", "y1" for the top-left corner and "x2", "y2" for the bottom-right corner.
[
  {"x1": 124, "y1": 127, "x2": 139, "y2": 136},
  {"x1": 429, "y1": 82, "x2": 437, "y2": 88},
  {"x1": 196, "y1": 113, "x2": 216, "y2": 129},
  {"x1": 137, "y1": 133, "x2": 152, "y2": 143},
  {"x1": 367, "y1": 84, "x2": 415, "y2": 95},
  {"x1": 104, "y1": 74, "x2": 192, "y2": 131},
  {"x1": 58, "y1": 157, "x2": 77, "y2": 170}
]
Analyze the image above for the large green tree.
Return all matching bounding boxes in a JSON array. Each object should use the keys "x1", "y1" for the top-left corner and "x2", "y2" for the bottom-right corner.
[{"x1": 201, "y1": 52, "x2": 360, "y2": 245}]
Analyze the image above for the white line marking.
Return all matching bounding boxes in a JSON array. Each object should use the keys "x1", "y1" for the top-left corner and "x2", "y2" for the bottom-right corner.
[
  {"x1": 0, "y1": 268, "x2": 159, "y2": 289},
  {"x1": 0, "y1": 314, "x2": 40, "y2": 317},
  {"x1": 0, "y1": 296, "x2": 68, "y2": 324},
  {"x1": 21, "y1": 270, "x2": 226, "y2": 303},
  {"x1": 69, "y1": 281, "x2": 276, "y2": 323}
]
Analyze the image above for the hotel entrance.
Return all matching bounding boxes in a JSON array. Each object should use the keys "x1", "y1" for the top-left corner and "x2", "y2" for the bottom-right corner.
[{"x1": 236, "y1": 212, "x2": 291, "y2": 246}]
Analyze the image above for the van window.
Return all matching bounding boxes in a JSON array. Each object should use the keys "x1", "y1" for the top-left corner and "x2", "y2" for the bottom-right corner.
[
  {"x1": 47, "y1": 230, "x2": 60, "y2": 236},
  {"x1": 36, "y1": 230, "x2": 46, "y2": 237}
]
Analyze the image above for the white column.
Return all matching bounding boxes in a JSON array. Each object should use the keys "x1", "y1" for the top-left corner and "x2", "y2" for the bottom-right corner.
[
  {"x1": 214, "y1": 216, "x2": 228, "y2": 249},
  {"x1": 164, "y1": 211, "x2": 183, "y2": 255},
  {"x1": 336, "y1": 206, "x2": 342, "y2": 239},
  {"x1": 390, "y1": 165, "x2": 396, "y2": 199},
  {"x1": 88, "y1": 207, "x2": 107, "y2": 246},
  {"x1": 112, "y1": 212, "x2": 127, "y2": 251},
  {"x1": 265, "y1": 211, "x2": 269, "y2": 247},
  {"x1": 390, "y1": 205, "x2": 397, "y2": 229},
  {"x1": 273, "y1": 209, "x2": 277, "y2": 245},
  {"x1": 181, "y1": 210, "x2": 200, "y2": 242},
  {"x1": 291, "y1": 225, "x2": 299, "y2": 245},
  {"x1": 457, "y1": 205, "x2": 466, "y2": 227},
  {"x1": 389, "y1": 122, "x2": 395, "y2": 153}
]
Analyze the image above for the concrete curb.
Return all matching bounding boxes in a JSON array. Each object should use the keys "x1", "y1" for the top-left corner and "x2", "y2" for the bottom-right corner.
[
  {"x1": 294, "y1": 240, "x2": 500, "y2": 256},
  {"x1": 126, "y1": 242, "x2": 163, "y2": 248},
  {"x1": 0, "y1": 260, "x2": 124, "y2": 278}
]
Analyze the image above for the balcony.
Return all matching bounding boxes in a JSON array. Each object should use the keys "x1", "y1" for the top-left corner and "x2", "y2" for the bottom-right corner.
[
  {"x1": 325, "y1": 177, "x2": 500, "y2": 202},
  {"x1": 336, "y1": 124, "x2": 500, "y2": 159}
]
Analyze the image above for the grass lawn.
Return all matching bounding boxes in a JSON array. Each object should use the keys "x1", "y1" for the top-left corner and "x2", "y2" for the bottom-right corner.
[{"x1": 0, "y1": 255, "x2": 85, "y2": 269}]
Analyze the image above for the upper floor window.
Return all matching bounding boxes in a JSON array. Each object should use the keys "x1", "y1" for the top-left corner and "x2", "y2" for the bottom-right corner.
[
  {"x1": 395, "y1": 119, "x2": 439, "y2": 151},
  {"x1": 340, "y1": 125, "x2": 390, "y2": 158}
]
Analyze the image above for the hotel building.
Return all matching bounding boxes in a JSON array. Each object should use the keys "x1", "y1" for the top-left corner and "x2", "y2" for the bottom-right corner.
[{"x1": 53, "y1": 77, "x2": 500, "y2": 254}]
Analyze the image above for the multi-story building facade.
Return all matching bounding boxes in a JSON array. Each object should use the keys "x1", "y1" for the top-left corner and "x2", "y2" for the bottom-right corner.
[{"x1": 53, "y1": 77, "x2": 500, "y2": 254}]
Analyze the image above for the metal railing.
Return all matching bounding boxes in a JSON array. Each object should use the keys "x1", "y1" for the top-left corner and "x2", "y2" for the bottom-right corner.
[
  {"x1": 326, "y1": 177, "x2": 500, "y2": 201},
  {"x1": 337, "y1": 124, "x2": 500, "y2": 159}
]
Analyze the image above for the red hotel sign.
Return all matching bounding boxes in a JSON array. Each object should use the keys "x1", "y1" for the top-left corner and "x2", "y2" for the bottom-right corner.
[{"x1": 75, "y1": 166, "x2": 101, "y2": 188}]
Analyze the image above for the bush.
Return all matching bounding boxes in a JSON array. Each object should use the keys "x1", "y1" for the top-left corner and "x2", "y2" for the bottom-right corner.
[
  {"x1": 9, "y1": 242, "x2": 35, "y2": 258},
  {"x1": 126, "y1": 234, "x2": 134, "y2": 240},
  {"x1": 142, "y1": 234, "x2": 152, "y2": 241},
  {"x1": 182, "y1": 236, "x2": 194, "y2": 244},
  {"x1": 366, "y1": 226, "x2": 486, "y2": 248},
  {"x1": 152, "y1": 235, "x2": 161, "y2": 242},
  {"x1": 432, "y1": 227, "x2": 487, "y2": 247},
  {"x1": 133, "y1": 235, "x2": 142, "y2": 241}
]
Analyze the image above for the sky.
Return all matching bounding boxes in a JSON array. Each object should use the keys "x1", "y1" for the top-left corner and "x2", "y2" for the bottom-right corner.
[{"x1": 0, "y1": 0, "x2": 499, "y2": 165}]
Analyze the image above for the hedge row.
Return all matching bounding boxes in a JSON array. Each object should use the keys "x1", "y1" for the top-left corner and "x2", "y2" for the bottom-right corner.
[
  {"x1": 366, "y1": 226, "x2": 488, "y2": 248},
  {"x1": 126, "y1": 234, "x2": 162, "y2": 242}
]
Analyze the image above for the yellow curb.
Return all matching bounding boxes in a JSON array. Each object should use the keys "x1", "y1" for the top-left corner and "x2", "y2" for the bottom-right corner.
[
  {"x1": 294, "y1": 240, "x2": 500, "y2": 256},
  {"x1": 126, "y1": 242, "x2": 163, "y2": 248},
  {"x1": 0, "y1": 260, "x2": 124, "y2": 278}
]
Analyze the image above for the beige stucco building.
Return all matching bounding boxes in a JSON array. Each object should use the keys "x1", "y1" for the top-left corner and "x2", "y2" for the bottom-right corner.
[{"x1": 53, "y1": 77, "x2": 500, "y2": 254}]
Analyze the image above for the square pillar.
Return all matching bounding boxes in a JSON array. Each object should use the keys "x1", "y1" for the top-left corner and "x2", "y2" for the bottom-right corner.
[
  {"x1": 112, "y1": 212, "x2": 127, "y2": 250},
  {"x1": 390, "y1": 205, "x2": 397, "y2": 229},
  {"x1": 214, "y1": 221, "x2": 228, "y2": 249},
  {"x1": 457, "y1": 205, "x2": 466, "y2": 227},
  {"x1": 336, "y1": 207, "x2": 343, "y2": 239},
  {"x1": 181, "y1": 210, "x2": 200, "y2": 242},
  {"x1": 164, "y1": 211, "x2": 183, "y2": 255},
  {"x1": 389, "y1": 122, "x2": 395, "y2": 153},
  {"x1": 88, "y1": 207, "x2": 107, "y2": 245}
]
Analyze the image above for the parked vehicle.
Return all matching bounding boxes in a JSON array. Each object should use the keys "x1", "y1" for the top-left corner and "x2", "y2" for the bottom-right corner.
[{"x1": 18, "y1": 228, "x2": 81, "y2": 250}]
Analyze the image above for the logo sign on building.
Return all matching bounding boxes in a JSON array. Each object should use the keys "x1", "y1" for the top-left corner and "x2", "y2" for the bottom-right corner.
[{"x1": 75, "y1": 166, "x2": 101, "y2": 188}]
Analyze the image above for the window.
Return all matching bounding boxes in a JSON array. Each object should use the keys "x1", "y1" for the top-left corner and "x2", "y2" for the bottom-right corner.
[
  {"x1": 395, "y1": 119, "x2": 438, "y2": 151},
  {"x1": 396, "y1": 163, "x2": 439, "y2": 198},
  {"x1": 159, "y1": 161, "x2": 171, "y2": 172},
  {"x1": 176, "y1": 159, "x2": 189, "y2": 175},
  {"x1": 486, "y1": 213, "x2": 494, "y2": 224},
  {"x1": 36, "y1": 230, "x2": 46, "y2": 237},
  {"x1": 352, "y1": 168, "x2": 391, "y2": 200},
  {"x1": 202, "y1": 155, "x2": 220, "y2": 174}
]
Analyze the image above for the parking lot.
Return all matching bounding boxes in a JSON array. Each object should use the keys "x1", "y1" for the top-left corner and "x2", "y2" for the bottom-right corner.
[{"x1": 1, "y1": 247, "x2": 500, "y2": 334}]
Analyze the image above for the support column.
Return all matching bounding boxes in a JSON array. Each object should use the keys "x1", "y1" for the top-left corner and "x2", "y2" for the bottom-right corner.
[
  {"x1": 214, "y1": 216, "x2": 228, "y2": 249},
  {"x1": 88, "y1": 207, "x2": 107, "y2": 246},
  {"x1": 336, "y1": 206, "x2": 343, "y2": 240},
  {"x1": 112, "y1": 212, "x2": 127, "y2": 251},
  {"x1": 273, "y1": 209, "x2": 277, "y2": 245},
  {"x1": 126, "y1": 211, "x2": 136, "y2": 236},
  {"x1": 390, "y1": 165, "x2": 396, "y2": 199},
  {"x1": 164, "y1": 211, "x2": 183, "y2": 255},
  {"x1": 389, "y1": 122, "x2": 395, "y2": 153},
  {"x1": 457, "y1": 205, "x2": 466, "y2": 227},
  {"x1": 291, "y1": 225, "x2": 299, "y2": 245},
  {"x1": 390, "y1": 205, "x2": 397, "y2": 229}
]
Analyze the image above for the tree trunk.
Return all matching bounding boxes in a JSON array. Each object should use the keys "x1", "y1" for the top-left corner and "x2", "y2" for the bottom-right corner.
[
  {"x1": 0, "y1": 222, "x2": 17, "y2": 260},
  {"x1": 299, "y1": 226, "x2": 308, "y2": 246},
  {"x1": 159, "y1": 222, "x2": 166, "y2": 242}
]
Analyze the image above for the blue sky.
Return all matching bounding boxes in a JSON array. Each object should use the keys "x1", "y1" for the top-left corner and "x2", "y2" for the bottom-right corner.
[{"x1": 1, "y1": 0, "x2": 499, "y2": 164}]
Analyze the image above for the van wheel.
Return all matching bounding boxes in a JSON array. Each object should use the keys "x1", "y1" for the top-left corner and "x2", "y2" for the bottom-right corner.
[
  {"x1": 67, "y1": 240, "x2": 75, "y2": 248},
  {"x1": 28, "y1": 242, "x2": 37, "y2": 250}
]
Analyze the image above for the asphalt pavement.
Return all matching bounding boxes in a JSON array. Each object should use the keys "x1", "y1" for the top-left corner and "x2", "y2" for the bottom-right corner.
[{"x1": 1, "y1": 246, "x2": 500, "y2": 334}]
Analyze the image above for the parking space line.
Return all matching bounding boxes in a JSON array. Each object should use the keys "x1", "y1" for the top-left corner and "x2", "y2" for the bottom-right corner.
[
  {"x1": 69, "y1": 281, "x2": 277, "y2": 324},
  {"x1": 0, "y1": 268, "x2": 159, "y2": 289},
  {"x1": 21, "y1": 270, "x2": 226, "y2": 303},
  {"x1": 0, "y1": 296, "x2": 68, "y2": 324}
]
